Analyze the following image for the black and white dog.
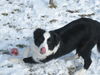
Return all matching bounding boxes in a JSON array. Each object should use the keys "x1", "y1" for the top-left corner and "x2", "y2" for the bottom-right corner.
[{"x1": 23, "y1": 18, "x2": 100, "y2": 74}]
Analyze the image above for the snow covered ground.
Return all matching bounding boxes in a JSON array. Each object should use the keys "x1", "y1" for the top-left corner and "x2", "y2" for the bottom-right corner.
[{"x1": 0, "y1": 0, "x2": 100, "y2": 75}]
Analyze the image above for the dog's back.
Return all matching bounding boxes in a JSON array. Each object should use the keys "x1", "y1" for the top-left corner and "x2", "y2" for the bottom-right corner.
[{"x1": 53, "y1": 18, "x2": 100, "y2": 70}]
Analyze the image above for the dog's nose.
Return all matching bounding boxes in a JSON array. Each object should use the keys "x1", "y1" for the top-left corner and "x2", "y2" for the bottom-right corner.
[{"x1": 40, "y1": 47, "x2": 46, "y2": 54}]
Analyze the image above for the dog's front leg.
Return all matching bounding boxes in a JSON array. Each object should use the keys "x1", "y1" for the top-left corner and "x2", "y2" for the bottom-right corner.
[{"x1": 23, "y1": 57, "x2": 38, "y2": 64}]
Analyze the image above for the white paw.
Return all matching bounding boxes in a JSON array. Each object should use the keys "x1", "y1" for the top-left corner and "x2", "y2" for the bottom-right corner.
[{"x1": 74, "y1": 68, "x2": 86, "y2": 75}]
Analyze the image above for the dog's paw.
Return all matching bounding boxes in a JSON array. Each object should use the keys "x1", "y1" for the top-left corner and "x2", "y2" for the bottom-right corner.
[{"x1": 74, "y1": 68, "x2": 86, "y2": 75}]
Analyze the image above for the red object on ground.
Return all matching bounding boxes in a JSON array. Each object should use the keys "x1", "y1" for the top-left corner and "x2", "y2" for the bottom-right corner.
[
  {"x1": 40, "y1": 47, "x2": 46, "y2": 54},
  {"x1": 11, "y1": 48, "x2": 19, "y2": 56}
]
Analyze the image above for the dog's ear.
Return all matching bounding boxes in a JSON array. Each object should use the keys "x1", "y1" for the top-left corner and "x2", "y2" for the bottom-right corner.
[{"x1": 33, "y1": 28, "x2": 45, "y2": 40}]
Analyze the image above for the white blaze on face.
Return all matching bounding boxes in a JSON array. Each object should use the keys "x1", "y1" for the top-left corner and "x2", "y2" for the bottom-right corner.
[{"x1": 40, "y1": 32, "x2": 51, "y2": 54}]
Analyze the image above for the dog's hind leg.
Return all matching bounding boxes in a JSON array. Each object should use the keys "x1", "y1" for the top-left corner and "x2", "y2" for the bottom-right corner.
[
  {"x1": 78, "y1": 40, "x2": 95, "y2": 69},
  {"x1": 75, "y1": 40, "x2": 95, "y2": 75},
  {"x1": 97, "y1": 40, "x2": 100, "y2": 52}
]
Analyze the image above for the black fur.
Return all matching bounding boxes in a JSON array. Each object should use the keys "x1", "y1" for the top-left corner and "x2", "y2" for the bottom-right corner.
[
  {"x1": 23, "y1": 57, "x2": 38, "y2": 64},
  {"x1": 34, "y1": 28, "x2": 45, "y2": 47},
  {"x1": 47, "y1": 32, "x2": 60, "y2": 50},
  {"x1": 23, "y1": 18, "x2": 100, "y2": 70}
]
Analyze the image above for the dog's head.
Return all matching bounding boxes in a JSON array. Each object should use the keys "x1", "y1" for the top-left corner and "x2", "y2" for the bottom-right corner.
[{"x1": 33, "y1": 28, "x2": 60, "y2": 56}]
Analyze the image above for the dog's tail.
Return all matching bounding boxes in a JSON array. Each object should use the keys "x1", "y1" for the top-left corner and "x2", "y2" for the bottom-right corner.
[{"x1": 97, "y1": 40, "x2": 100, "y2": 52}]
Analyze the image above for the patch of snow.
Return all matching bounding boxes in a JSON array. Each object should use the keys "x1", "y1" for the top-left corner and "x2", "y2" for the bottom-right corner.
[{"x1": 0, "y1": 0, "x2": 100, "y2": 75}]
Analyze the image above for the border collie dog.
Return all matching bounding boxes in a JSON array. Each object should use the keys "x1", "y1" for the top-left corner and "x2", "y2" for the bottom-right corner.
[{"x1": 23, "y1": 18, "x2": 100, "y2": 73}]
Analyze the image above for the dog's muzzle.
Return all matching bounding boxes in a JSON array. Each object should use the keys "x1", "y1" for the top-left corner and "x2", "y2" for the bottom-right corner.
[{"x1": 40, "y1": 47, "x2": 46, "y2": 54}]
